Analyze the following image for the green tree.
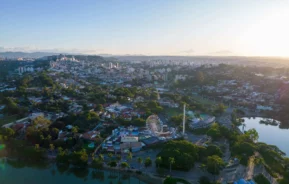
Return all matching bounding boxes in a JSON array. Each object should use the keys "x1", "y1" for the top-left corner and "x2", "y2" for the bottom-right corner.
[
  {"x1": 144, "y1": 157, "x2": 152, "y2": 167},
  {"x1": 137, "y1": 157, "x2": 143, "y2": 170},
  {"x1": 71, "y1": 126, "x2": 78, "y2": 135},
  {"x1": 92, "y1": 158, "x2": 103, "y2": 170},
  {"x1": 108, "y1": 160, "x2": 117, "y2": 170},
  {"x1": 49, "y1": 144, "x2": 55, "y2": 154},
  {"x1": 157, "y1": 140, "x2": 199, "y2": 171},
  {"x1": 35, "y1": 144, "x2": 40, "y2": 150},
  {"x1": 70, "y1": 149, "x2": 88, "y2": 167},
  {"x1": 206, "y1": 123, "x2": 221, "y2": 140},
  {"x1": 214, "y1": 103, "x2": 226, "y2": 114},
  {"x1": 0, "y1": 127, "x2": 15, "y2": 138},
  {"x1": 120, "y1": 162, "x2": 129, "y2": 170},
  {"x1": 127, "y1": 152, "x2": 133, "y2": 166},
  {"x1": 245, "y1": 128, "x2": 259, "y2": 142},
  {"x1": 204, "y1": 145, "x2": 223, "y2": 157},
  {"x1": 57, "y1": 147, "x2": 63, "y2": 153},
  {"x1": 32, "y1": 116, "x2": 51, "y2": 127},
  {"x1": 169, "y1": 157, "x2": 175, "y2": 173},
  {"x1": 131, "y1": 118, "x2": 146, "y2": 127},
  {"x1": 170, "y1": 115, "x2": 183, "y2": 127},
  {"x1": 155, "y1": 156, "x2": 162, "y2": 169},
  {"x1": 56, "y1": 148, "x2": 70, "y2": 164},
  {"x1": 206, "y1": 155, "x2": 225, "y2": 175},
  {"x1": 95, "y1": 104, "x2": 104, "y2": 111}
]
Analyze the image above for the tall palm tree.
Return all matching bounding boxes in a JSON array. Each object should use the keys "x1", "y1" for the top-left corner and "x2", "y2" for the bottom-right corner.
[
  {"x1": 169, "y1": 157, "x2": 175, "y2": 173},
  {"x1": 127, "y1": 152, "x2": 133, "y2": 165},
  {"x1": 137, "y1": 157, "x2": 143, "y2": 170},
  {"x1": 137, "y1": 157, "x2": 143, "y2": 184},
  {"x1": 126, "y1": 152, "x2": 133, "y2": 184},
  {"x1": 156, "y1": 156, "x2": 162, "y2": 169},
  {"x1": 49, "y1": 144, "x2": 55, "y2": 154}
]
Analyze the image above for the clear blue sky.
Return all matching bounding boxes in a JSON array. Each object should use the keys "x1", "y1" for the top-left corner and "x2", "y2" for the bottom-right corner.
[{"x1": 1, "y1": 0, "x2": 289, "y2": 56}]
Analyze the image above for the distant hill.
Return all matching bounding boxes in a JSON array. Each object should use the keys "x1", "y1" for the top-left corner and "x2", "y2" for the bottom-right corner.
[{"x1": 0, "y1": 52, "x2": 62, "y2": 58}]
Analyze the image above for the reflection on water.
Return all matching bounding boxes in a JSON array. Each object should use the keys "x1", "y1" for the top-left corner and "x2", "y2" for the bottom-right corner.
[
  {"x1": 0, "y1": 159, "x2": 147, "y2": 184},
  {"x1": 240, "y1": 117, "x2": 289, "y2": 156},
  {"x1": 0, "y1": 159, "x2": 5, "y2": 171}
]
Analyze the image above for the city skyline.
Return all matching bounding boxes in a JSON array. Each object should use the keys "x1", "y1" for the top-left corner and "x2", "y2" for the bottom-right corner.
[{"x1": 1, "y1": 0, "x2": 289, "y2": 57}]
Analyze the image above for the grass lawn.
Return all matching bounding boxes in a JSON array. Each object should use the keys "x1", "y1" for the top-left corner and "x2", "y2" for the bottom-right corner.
[{"x1": 0, "y1": 115, "x2": 18, "y2": 126}]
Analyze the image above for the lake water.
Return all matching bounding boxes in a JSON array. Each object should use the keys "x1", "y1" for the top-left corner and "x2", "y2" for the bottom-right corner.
[
  {"x1": 0, "y1": 160, "x2": 147, "y2": 184},
  {"x1": 240, "y1": 117, "x2": 289, "y2": 156}
]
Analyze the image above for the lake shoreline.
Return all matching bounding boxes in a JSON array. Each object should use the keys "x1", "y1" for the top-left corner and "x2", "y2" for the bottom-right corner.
[{"x1": 239, "y1": 117, "x2": 289, "y2": 156}]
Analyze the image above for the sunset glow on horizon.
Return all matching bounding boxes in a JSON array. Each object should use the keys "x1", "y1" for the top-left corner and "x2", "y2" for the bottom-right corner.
[{"x1": 1, "y1": 0, "x2": 289, "y2": 57}]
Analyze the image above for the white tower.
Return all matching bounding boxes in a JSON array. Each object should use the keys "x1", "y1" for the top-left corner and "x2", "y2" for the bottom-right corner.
[{"x1": 183, "y1": 104, "x2": 186, "y2": 134}]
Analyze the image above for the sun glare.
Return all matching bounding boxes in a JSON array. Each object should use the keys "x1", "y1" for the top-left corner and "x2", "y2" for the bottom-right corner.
[{"x1": 240, "y1": 7, "x2": 289, "y2": 57}]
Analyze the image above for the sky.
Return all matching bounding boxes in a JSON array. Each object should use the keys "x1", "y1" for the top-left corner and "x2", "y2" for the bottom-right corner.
[{"x1": 1, "y1": 0, "x2": 289, "y2": 56}]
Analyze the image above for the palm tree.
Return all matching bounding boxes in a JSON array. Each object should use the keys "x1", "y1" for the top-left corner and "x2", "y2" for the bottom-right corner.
[
  {"x1": 127, "y1": 152, "x2": 133, "y2": 165},
  {"x1": 169, "y1": 157, "x2": 175, "y2": 173},
  {"x1": 126, "y1": 152, "x2": 133, "y2": 184},
  {"x1": 137, "y1": 157, "x2": 143, "y2": 170},
  {"x1": 156, "y1": 156, "x2": 162, "y2": 169}
]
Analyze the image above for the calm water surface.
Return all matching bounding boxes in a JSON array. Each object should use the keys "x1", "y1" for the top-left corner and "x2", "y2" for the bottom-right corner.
[
  {"x1": 0, "y1": 160, "x2": 146, "y2": 184},
  {"x1": 240, "y1": 117, "x2": 289, "y2": 156}
]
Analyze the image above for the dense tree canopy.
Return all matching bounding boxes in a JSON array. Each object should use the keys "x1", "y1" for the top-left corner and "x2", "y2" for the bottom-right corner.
[
  {"x1": 206, "y1": 155, "x2": 225, "y2": 175},
  {"x1": 157, "y1": 140, "x2": 199, "y2": 171}
]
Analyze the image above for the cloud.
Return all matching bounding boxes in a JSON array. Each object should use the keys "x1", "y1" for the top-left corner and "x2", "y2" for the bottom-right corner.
[
  {"x1": 0, "y1": 46, "x2": 103, "y2": 54},
  {"x1": 209, "y1": 50, "x2": 234, "y2": 56}
]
